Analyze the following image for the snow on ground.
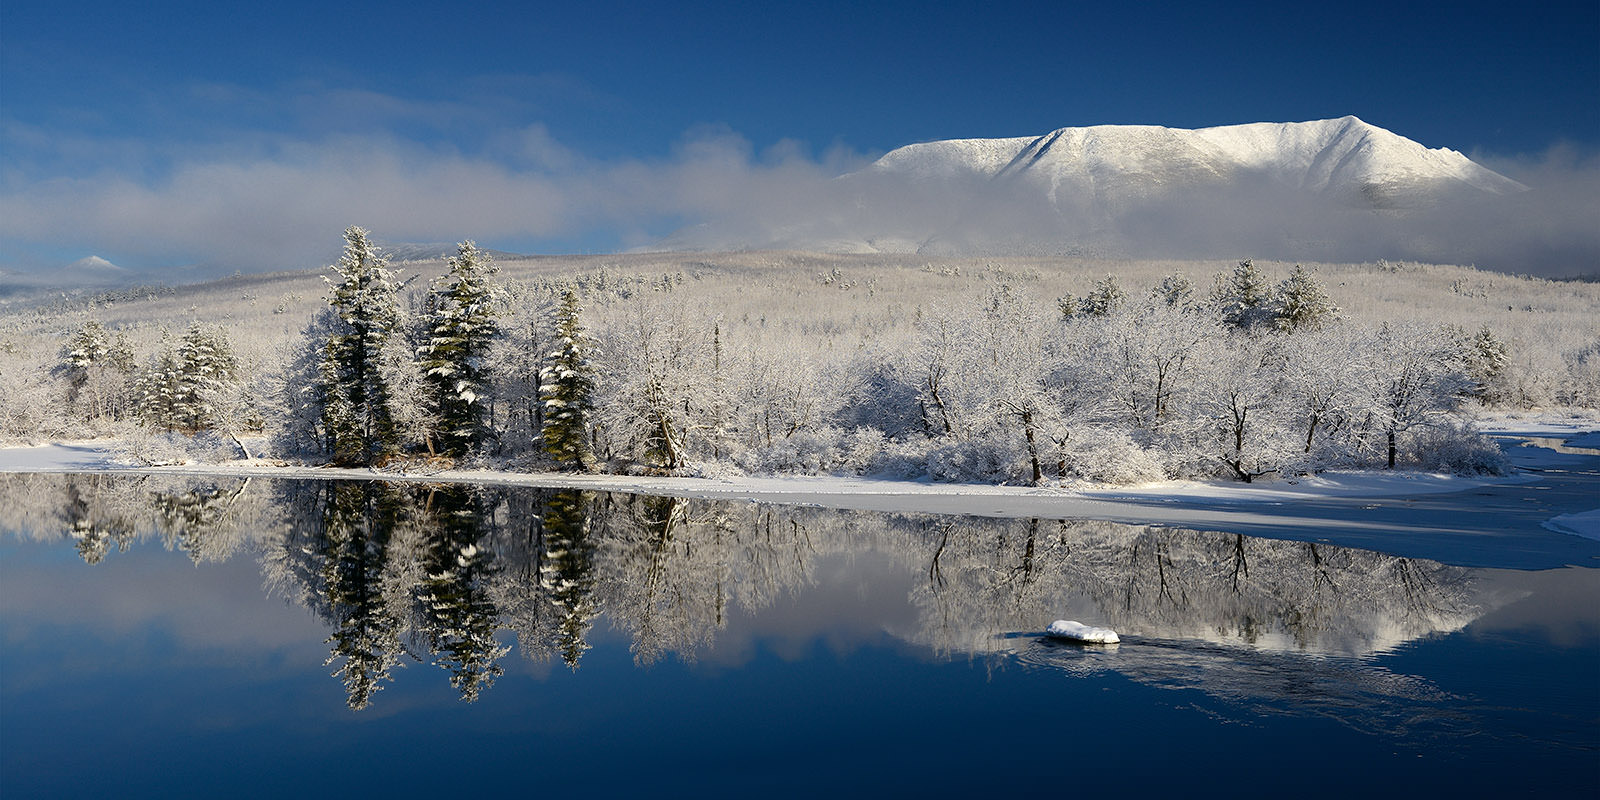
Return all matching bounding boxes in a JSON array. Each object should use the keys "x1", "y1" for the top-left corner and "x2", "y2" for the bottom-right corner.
[
  {"x1": 0, "y1": 441, "x2": 120, "y2": 471},
  {"x1": 1068, "y1": 468, "x2": 1535, "y2": 506},
  {"x1": 1473, "y1": 408, "x2": 1600, "y2": 439}
]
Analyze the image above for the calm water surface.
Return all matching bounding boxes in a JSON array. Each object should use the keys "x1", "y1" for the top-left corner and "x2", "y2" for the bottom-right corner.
[{"x1": 1, "y1": 474, "x2": 1595, "y2": 797}]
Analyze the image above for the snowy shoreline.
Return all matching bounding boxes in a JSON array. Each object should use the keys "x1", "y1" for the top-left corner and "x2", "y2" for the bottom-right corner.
[{"x1": 3, "y1": 413, "x2": 1598, "y2": 569}]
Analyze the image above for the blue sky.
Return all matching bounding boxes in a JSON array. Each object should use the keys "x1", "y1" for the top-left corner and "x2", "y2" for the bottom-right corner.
[{"x1": 2, "y1": 0, "x2": 1597, "y2": 273}]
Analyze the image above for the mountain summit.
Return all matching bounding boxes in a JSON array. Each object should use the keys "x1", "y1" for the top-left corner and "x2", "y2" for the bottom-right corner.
[
  {"x1": 867, "y1": 116, "x2": 1523, "y2": 208},
  {"x1": 663, "y1": 117, "x2": 1530, "y2": 261}
]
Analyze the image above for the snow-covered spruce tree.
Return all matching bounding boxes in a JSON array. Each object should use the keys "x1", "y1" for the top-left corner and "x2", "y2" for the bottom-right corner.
[
  {"x1": 1273, "y1": 265, "x2": 1338, "y2": 332},
  {"x1": 316, "y1": 226, "x2": 403, "y2": 466},
  {"x1": 1215, "y1": 259, "x2": 1275, "y2": 330},
  {"x1": 133, "y1": 334, "x2": 185, "y2": 433},
  {"x1": 539, "y1": 289, "x2": 596, "y2": 470},
  {"x1": 419, "y1": 241, "x2": 502, "y2": 459},
  {"x1": 172, "y1": 322, "x2": 238, "y2": 432},
  {"x1": 1459, "y1": 325, "x2": 1511, "y2": 405},
  {"x1": 59, "y1": 320, "x2": 135, "y2": 423},
  {"x1": 133, "y1": 323, "x2": 238, "y2": 436},
  {"x1": 1080, "y1": 275, "x2": 1128, "y2": 317},
  {"x1": 1151, "y1": 272, "x2": 1196, "y2": 308}
]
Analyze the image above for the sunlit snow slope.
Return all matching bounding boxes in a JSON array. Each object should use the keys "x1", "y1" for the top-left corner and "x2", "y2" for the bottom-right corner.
[
  {"x1": 869, "y1": 116, "x2": 1522, "y2": 207},
  {"x1": 662, "y1": 117, "x2": 1528, "y2": 259}
]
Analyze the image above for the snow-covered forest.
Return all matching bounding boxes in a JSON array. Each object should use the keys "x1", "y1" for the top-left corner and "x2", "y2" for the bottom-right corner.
[{"x1": 3, "y1": 231, "x2": 1597, "y2": 485}]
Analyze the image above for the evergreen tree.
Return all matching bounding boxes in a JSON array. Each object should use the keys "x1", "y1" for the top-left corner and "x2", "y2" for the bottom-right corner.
[
  {"x1": 134, "y1": 334, "x2": 185, "y2": 433},
  {"x1": 60, "y1": 320, "x2": 135, "y2": 419},
  {"x1": 539, "y1": 289, "x2": 596, "y2": 470},
  {"x1": 1217, "y1": 259, "x2": 1274, "y2": 330},
  {"x1": 1081, "y1": 275, "x2": 1128, "y2": 317},
  {"x1": 173, "y1": 322, "x2": 237, "y2": 431},
  {"x1": 1152, "y1": 272, "x2": 1196, "y2": 308},
  {"x1": 316, "y1": 227, "x2": 402, "y2": 466},
  {"x1": 1462, "y1": 325, "x2": 1510, "y2": 405},
  {"x1": 132, "y1": 323, "x2": 237, "y2": 433},
  {"x1": 419, "y1": 241, "x2": 501, "y2": 458},
  {"x1": 1274, "y1": 265, "x2": 1339, "y2": 332}
]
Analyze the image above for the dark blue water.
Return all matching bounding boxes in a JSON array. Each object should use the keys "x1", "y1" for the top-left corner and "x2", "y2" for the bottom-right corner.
[{"x1": 1, "y1": 475, "x2": 1595, "y2": 797}]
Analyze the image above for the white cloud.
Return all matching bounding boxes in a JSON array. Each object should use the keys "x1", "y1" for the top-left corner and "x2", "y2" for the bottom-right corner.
[{"x1": 2, "y1": 105, "x2": 1595, "y2": 277}]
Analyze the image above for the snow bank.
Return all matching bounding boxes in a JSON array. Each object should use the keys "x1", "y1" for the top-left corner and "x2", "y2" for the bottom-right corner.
[
  {"x1": 1474, "y1": 409, "x2": 1600, "y2": 439},
  {"x1": 1070, "y1": 468, "x2": 1534, "y2": 506},
  {"x1": 0, "y1": 442, "x2": 119, "y2": 471},
  {"x1": 1542, "y1": 510, "x2": 1600, "y2": 542},
  {"x1": 1046, "y1": 620, "x2": 1120, "y2": 644}
]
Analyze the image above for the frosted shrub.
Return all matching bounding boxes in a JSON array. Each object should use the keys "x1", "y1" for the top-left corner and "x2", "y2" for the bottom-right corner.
[
  {"x1": 924, "y1": 430, "x2": 1030, "y2": 484},
  {"x1": 840, "y1": 427, "x2": 891, "y2": 474},
  {"x1": 1404, "y1": 424, "x2": 1510, "y2": 475},
  {"x1": 1056, "y1": 428, "x2": 1166, "y2": 484},
  {"x1": 116, "y1": 428, "x2": 236, "y2": 466},
  {"x1": 734, "y1": 426, "x2": 845, "y2": 475}
]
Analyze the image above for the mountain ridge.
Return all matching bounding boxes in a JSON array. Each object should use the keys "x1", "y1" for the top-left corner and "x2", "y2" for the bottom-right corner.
[
  {"x1": 867, "y1": 116, "x2": 1524, "y2": 205},
  {"x1": 661, "y1": 116, "x2": 1531, "y2": 259}
]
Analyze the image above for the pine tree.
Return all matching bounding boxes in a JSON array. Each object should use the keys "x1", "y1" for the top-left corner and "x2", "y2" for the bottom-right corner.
[
  {"x1": 539, "y1": 289, "x2": 596, "y2": 470},
  {"x1": 134, "y1": 334, "x2": 185, "y2": 432},
  {"x1": 1274, "y1": 265, "x2": 1338, "y2": 332},
  {"x1": 317, "y1": 226, "x2": 402, "y2": 466},
  {"x1": 61, "y1": 320, "x2": 113, "y2": 398},
  {"x1": 133, "y1": 323, "x2": 237, "y2": 433},
  {"x1": 173, "y1": 322, "x2": 237, "y2": 431},
  {"x1": 419, "y1": 241, "x2": 502, "y2": 458},
  {"x1": 60, "y1": 320, "x2": 135, "y2": 420},
  {"x1": 1152, "y1": 272, "x2": 1195, "y2": 308},
  {"x1": 1081, "y1": 275, "x2": 1127, "y2": 317},
  {"x1": 1217, "y1": 259, "x2": 1274, "y2": 330},
  {"x1": 1462, "y1": 325, "x2": 1510, "y2": 405}
]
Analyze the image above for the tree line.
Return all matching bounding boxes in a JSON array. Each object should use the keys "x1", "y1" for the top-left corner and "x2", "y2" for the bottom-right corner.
[{"x1": 46, "y1": 227, "x2": 1517, "y2": 483}]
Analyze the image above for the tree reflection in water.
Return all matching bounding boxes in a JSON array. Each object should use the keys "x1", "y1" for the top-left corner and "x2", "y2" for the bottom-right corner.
[{"x1": 1, "y1": 474, "x2": 1489, "y2": 717}]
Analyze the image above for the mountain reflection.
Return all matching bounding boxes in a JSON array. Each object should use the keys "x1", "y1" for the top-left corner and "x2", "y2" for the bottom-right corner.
[{"x1": 2, "y1": 474, "x2": 1486, "y2": 713}]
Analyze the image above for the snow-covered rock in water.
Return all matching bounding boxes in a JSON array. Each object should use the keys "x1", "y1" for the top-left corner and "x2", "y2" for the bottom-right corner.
[{"x1": 1046, "y1": 620, "x2": 1120, "y2": 644}]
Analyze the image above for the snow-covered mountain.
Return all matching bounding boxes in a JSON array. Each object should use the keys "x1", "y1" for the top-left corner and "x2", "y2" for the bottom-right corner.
[
  {"x1": 663, "y1": 117, "x2": 1529, "y2": 260},
  {"x1": 867, "y1": 116, "x2": 1522, "y2": 207}
]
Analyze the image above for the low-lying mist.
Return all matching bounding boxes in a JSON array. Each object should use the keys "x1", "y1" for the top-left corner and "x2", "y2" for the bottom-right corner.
[{"x1": 3, "y1": 128, "x2": 1594, "y2": 281}]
